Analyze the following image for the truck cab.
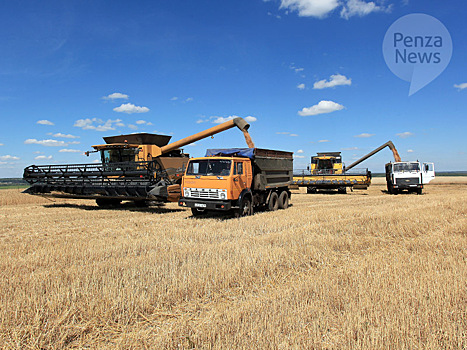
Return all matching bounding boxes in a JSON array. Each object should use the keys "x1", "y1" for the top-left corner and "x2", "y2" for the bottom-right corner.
[{"x1": 385, "y1": 161, "x2": 435, "y2": 194}]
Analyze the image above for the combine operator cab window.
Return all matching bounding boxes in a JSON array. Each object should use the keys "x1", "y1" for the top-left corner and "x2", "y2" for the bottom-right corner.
[
  {"x1": 316, "y1": 159, "x2": 334, "y2": 174},
  {"x1": 187, "y1": 160, "x2": 232, "y2": 176},
  {"x1": 101, "y1": 148, "x2": 138, "y2": 164}
]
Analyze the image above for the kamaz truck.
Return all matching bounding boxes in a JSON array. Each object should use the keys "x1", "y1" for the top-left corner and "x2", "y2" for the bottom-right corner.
[{"x1": 178, "y1": 148, "x2": 293, "y2": 217}]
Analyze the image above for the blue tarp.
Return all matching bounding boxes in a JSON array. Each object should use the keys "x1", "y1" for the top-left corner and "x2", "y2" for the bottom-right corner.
[{"x1": 205, "y1": 148, "x2": 255, "y2": 159}]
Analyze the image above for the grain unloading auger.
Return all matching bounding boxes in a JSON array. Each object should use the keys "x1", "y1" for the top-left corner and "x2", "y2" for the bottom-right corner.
[{"x1": 23, "y1": 117, "x2": 254, "y2": 206}]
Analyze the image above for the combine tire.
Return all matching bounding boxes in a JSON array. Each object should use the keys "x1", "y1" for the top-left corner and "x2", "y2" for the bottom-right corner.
[
  {"x1": 307, "y1": 187, "x2": 317, "y2": 194},
  {"x1": 235, "y1": 197, "x2": 252, "y2": 217},
  {"x1": 278, "y1": 191, "x2": 289, "y2": 209},
  {"x1": 134, "y1": 200, "x2": 148, "y2": 207},
  {"x1": 268, "y1": 192, "x2": 279, "y2": 211},
  {"x1": 337, "y1": 187, "x2": 347, "y2": 194}
]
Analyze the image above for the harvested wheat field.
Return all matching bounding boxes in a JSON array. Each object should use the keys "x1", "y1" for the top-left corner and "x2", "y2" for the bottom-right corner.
[{"x1": 0, "y1": 177, "x2": 466, "y2": 349}]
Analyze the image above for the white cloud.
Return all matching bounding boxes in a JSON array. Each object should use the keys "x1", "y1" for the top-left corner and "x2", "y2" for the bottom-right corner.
[
  {"x1": 74, "y1": 118, "x2": 123, "y2": 132},
  {"x1": 454, "y1": 83, "x2": 467, "y2": 91},
  {"x1": 170, "y1": 96, "x2": 178, "y2": 101},
  {"x1": 211, "y1": 115, "x2": 258, "y2": 124},
  {"x1": 102, "y1": 92, "x2": 129, "y2": 101},
  {"x1": 37, "y1": 120, "x2": 54, "y2": 125},
  {"x1": 289, "y1": 134, "x2": 298, "y2": 137},
  {"x1": 289, "y1": 64, "x2": 304, "y2": 73},
  {"x1": 340, "y1": 0, "x2": 387, "y2": 19},
  {"x1": 318, "y1": 139, "x2": 330, "y2": 142},
  {"x1": 24, "y1": 139, "x2": 68, "y2": 147},
  {"x1": 0, "y1": 143, "x2": 3, "y2": 146},
  {"x1": 396, "y1": 131, "x2": 414, "y2": 138},
  {"x1": 136, "y1": 120, "x2": 146, "y2": 125},
  {"x1": 276, "y1": 132, "x2": 291, "y2": 135},
  {"x1": 297, "y1": 83, "x2": 306, "y2": 90},
  {"x1": 47, "y1": 132, "x2": 79, "y2": 139},
  {"x1": 185, "y1": 97, "x2": 194, "y2": 102},
  {"x1": 280, "y1": 0, "x2": 340, "y2": 18},
  {"x1": 294, "y1": 155, "x2": 305, "y2": 158},
  {"x1": 313, "y1": 74, "x2": 351, "y2": 89},
  {"x1": 34, "y1": 155, "x2": 53, "y2": 160},
  {"x1": 297, "y1": 149, "x2": 304, "y2": 153},
  {"x1": 0, "y1": 155, "x2": 20, "y2": 161},
  {"x1": 59, "y1": 149, "x2": 82, "y2": 153},
  {"x1": 354, "y1": 133, "x2": 374, "y2": 138},
  {"x1": 298, "y1": 100, "x2": 344, "y2": 116},
  {"x1": 128, "y1": 124, "x2": 138, "y2": 130},
  {"x1": 113, "y1": 103, "x2": 149, "y2": 114},
  {"x1": 407, "y1": 149, "x2": 414, "y2": 153},
  {"x1": 341, "y1": 147, "x2": 359, "y2": 151}
]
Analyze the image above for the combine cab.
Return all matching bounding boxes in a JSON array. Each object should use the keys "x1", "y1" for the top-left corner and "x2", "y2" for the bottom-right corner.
[{"x1": 23, "y1": 118, "x2": 253, "y2": 206}]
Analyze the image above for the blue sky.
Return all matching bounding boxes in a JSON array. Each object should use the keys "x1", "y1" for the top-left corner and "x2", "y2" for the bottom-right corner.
[{"x1": 1, "y1": 0, "x2": 466, "y2": 177}]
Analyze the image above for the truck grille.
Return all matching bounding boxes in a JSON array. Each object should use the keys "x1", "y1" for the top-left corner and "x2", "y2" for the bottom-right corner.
[
  {"x1": 396, "y1": 177, "x2": 420, "y2": 185},
  {"x1": 185, "y1": 188, "x2": 227, "y2": 200}
]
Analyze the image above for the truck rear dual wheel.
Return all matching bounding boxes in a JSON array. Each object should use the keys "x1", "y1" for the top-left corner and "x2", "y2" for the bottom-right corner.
[
  {"x1": 268, "y1": 192, "x2": 279, "y2": 211},
  {"x1": 278, "y1": 191, "x2": 289, "y2": 209}
]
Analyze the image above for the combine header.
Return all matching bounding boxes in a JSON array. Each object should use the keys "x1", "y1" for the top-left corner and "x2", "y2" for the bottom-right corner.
[
  {"x1": 23, "y1": 118, "x2": 253, "y2": 206},
  {"x1": 293, "y1": 141, "x2": 401, "y2": 194}
]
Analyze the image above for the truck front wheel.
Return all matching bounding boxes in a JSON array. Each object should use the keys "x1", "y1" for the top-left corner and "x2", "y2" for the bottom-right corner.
[
  {"x1": 236, "y1": 197, "x2": 252, "y2": 217},
  {"x1": 191, "y1": 208, "x2": 206, "y2": 216},
  {"x1": 268, "y1": 192, "x2": 279, "y2": 211},
  {"x1": 278, "y1": 191, "x2": 289, "y2": 209}
]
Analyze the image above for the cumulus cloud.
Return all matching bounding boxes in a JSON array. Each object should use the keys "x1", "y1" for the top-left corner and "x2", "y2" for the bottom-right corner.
[
  {"x1": 211, "y1": 115, "x2": 257, "y2": 124},
  {"x1": 74, "y1": 118, "x2": 123, "y2": 132},
  {"x1": 185, "y1": 97, "x2": 194, "y2": 102},
  {"x1": 354, "y1": 133, "x2": 374, "y2": 138},
  {"x1": 407, "y1": 149, "x2": 414, "y2": 153},
  {"x1": 113, "y1": 103, "x2": 149, "y2": 114},
  {"x1": 294, "y1": 155, "x2": 305, "y2": 158},
  {"x1": 59, "y1": 149, "x2": 82, "y2": 153},
  {"x1": 280, "y1": 0, "x2": 340, "y2": 18},
  {"x1": 298, "y1": 100, "x2": 344, "y2": 116},
  {"x1": 102, "y1": 92, "x2": 129, "y2": 101},
  {"x1": 170, "y1": 96, "x2": 178, "y2": 101},
  {"x1": 279, "y1": 0, "x2": 388, "y2": 19},
  {"x1": 340, "y1": 0, "x2": 387, "y2": 19},
  {"x1": 34, "y1": 155, "x2": 53, "y2": 160},
  {"x1": 318, "y1": 139, "x2": 330, "y2": 142},
  {"x1": 297, "y1": 149, "x2": 304, "y2": 153},
  {"x1": 24, "y1": 139, "x2": 68, "y2": 147},
  {"x1": 297, "y1": 83, "x2": 306, "y2": 90},
  {"x1": 128, "y1": 124, "x2": 138, "y2": 130},
  {"x1": 37, "y1": 120, "x2": 54, "y2": 125},
  {"x1": 0, "y1": 155, "x2": 20, "y2": 161},
  {"x1": 135, "y1": 120, "x2": 153, "y2": 125},
  {"x1": 341, "y1": 147, "x2": 359, "y2": 151},
  {"x1": 396, "y1": 131, "x2": 414, "y2": 138},
  {"x1": 289, "y1": 64, "x2": 304, "y2": 73},
  {"x1": 0, "y1": 143, "x2": 3, "y2": 146},
  {"x1": 313, "y1": 74, "x2": 351, "y2": 89},
  {"x1": 289, "y1": 134, "x2": 299, "y2": 137},
  {"x1": 454, "y1": 83, "x2": 467, "y2": 91},
  {"x1": 48, "y1": 132, "x2": 79, "y2": 139}
]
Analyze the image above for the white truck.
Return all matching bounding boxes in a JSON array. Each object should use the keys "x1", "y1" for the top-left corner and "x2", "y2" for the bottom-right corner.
[{"x1": 385, "y1": 161, "x2": 435, "y2": 194}]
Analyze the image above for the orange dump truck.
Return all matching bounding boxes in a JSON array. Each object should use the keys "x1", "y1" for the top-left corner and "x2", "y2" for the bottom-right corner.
[{"x1": 178, "y1": 148, "x2": 293, "y2": 217}]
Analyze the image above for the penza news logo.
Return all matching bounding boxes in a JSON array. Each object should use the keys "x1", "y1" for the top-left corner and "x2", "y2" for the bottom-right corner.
[{"x1": 383, "y1": 13, "x2": 452, "y2": 96}]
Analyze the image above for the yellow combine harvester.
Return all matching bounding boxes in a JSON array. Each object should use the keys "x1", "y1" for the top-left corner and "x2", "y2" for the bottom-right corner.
[{"x1": 293, "y1": 141, "x2": 401, "y2": 194}]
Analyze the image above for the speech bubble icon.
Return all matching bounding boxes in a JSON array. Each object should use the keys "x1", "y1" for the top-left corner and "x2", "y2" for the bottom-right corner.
[{"x1": 383, "y1": 13, "x2": 452, "y2": 96}]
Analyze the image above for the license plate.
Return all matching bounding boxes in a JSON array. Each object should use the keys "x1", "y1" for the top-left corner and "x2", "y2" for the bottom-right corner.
[{"x1": 194, "y1": 203, "x2": 206, "y2": 208}]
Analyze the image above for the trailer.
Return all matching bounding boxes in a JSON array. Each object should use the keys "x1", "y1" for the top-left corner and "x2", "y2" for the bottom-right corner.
[{"x1": 178, "y1": 148, "x2": 293, "y2": 217}]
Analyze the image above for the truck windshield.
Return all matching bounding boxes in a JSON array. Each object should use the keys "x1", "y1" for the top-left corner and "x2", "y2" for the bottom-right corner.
[
  {"x1": 394, "y1": 162, "x2": 420, "y2": 172},
  {"x1": 101, "y1": 148, "x2": 138, "y2": 163},
  {"x1": 186, "y1": 159, "x2": 232, "y2": 176}
]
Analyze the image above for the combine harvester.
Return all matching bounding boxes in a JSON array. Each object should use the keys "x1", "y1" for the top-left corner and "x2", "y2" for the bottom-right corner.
[
  {"x1": 293, "y1": 141, "x2": 402, "y2": 194},
  {"x1": 23, "y1": 118, "x2": 254, "y2": 206}
]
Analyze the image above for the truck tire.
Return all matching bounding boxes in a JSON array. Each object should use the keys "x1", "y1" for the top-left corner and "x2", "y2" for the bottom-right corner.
[
  {"x1": 417, "y1": 188, "x2": 423, "y2": 195},
  {"x1": 191, "y1": 208, "x2": 206, "y2": 216},
  {"x1": 278, "y1": 191, "x2": 289, "y2": 209},
  {"x1": 236, "y1": 197, "x2": 252, "y2": 217},
  {"x1": 268, "y1": 192, "x2": 279, "y2": 211}
]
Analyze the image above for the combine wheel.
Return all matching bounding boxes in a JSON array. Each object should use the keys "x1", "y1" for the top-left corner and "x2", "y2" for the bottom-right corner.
[
  {"x1": 337, "y1": 187, "x2": 347, "y2": 194},
  {"x1": 306, "y1": 187, "x2": 317, "y2": 194},
  {"x1": 134, "y1": 200, "x2": 148, "y2": 207},
  {"x1": 268, "y1": 192, "x2": 279, "y2": 211},
  {"x1": 278, "y1": 191, "x2": 289, "y2": 209},
  {"x1": 235, "y1": 197, "x2": 252, "y2": 218}
]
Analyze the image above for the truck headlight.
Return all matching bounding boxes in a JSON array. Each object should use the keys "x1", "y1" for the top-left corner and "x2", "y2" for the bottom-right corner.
[
  {"x1": 220, "y1": 192, "x2": 226, "y2": 199},
  {"x1": 183, "y1": 188, "x2": 190, "y2": 197}
]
